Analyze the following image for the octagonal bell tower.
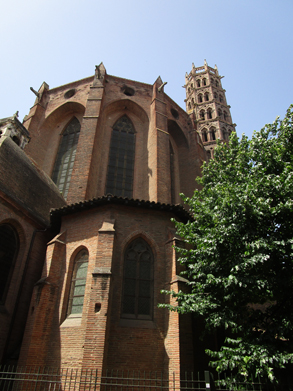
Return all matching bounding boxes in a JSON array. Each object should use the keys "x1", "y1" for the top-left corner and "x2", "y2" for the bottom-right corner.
[{"x1": 184, "y1": 60, "x2": 236, "y2": 159}]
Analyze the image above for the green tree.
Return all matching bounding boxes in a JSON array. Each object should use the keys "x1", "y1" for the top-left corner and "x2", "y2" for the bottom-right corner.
[{"x1": 162, "y1": 106, "x2": 293, "y2": 386}]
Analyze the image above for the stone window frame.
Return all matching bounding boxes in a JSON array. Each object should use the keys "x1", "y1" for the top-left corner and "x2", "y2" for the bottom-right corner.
[
  {"x1": 210, "y1": 127, "x2": 216, "y2": 141},
  {"x1": 207, "y1": 108, "x2": 213, "y2": 120},
  {"x1": 201, "y1": 128, "x2": 208, "y2": 142},
  {"x1": 199, "y1": 110, "x2": 205, "y2": 121}
]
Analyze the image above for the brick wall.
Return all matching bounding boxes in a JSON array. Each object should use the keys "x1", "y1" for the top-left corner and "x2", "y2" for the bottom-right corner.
[
  {"x1": 23, "y1": 70, "x2": 205, "y2": 205},
  {"x1": 0, "y1": 199, "x2": 52, "y2": 364},
  {"x1": 19, "y1": 204, "x2": 192, "y2": 375},
  {"x1": 15, "y1": 68, "x2": 207, "y2": 377}
]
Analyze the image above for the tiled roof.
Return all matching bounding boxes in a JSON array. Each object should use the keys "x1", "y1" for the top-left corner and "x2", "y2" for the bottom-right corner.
[{"x1": 50, "y1": 195, "x2": 192, "y2": 226}]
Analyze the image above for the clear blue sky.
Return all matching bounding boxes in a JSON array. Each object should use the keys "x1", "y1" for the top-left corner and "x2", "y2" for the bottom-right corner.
[{"x1": 1, "y1": 0, "x2": 292, "y2": 139}]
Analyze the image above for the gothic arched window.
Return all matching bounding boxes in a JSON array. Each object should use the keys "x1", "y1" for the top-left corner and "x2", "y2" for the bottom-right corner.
[
  {"x1": 0, "y1": 224, "x2": 19, "y2": 304},
  {"x1": 52, "y1": 117, "x2": 81, "y2": 199},
  {"x1": 200, "y1": 110, "x2": 205, "y2": 120},
  {"x1": 202, "y1": 128, "x2": 208, "y2": 142},
  {"x1": 106, "y1": 116, "x2": 135, "y2": 198},
  {"x1": 210, "y1": 127, "x2": 216, "y2": 140},
  {"x1": 67, "y1": 249, "x2": 89, "y2": 316},
  {"x1": 122, "y1": 238, "x2": 154, "y2": 320},
  {"x1": 198, "y1": 94, "x2": 203, "y2": 103},
  {"x1": 196, "y1": 79, "x2": 201, "y2": 88},
  {"x1": 222, "y1": 127, "x2": 228, "y2": 140},
  {"x1": 207, "y1": 108, "x2": 213, "y2": 119},
  {"x1": 204, "y1": 92, "x2": 209, "y2": 101}
]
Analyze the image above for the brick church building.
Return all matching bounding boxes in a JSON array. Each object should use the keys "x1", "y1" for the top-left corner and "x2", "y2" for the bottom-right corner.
[{"x1": 0, "y1": 61, "x2": 235, "y2": 381}]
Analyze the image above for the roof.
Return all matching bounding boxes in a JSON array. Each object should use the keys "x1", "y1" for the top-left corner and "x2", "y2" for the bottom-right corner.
[
  {"x1": 50, "y1": 195, "x2": 192, "y2": 226},
  {"x1": 0, "y1": 136, "x2": 66, "y2": 227}
]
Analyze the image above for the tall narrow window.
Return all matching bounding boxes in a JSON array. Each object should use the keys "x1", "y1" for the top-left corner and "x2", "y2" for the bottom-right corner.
[
  {"x1": 52, "y1": 117, "x2": 81, "y2": 199},
  {"x1": 106, "y1": 116, "x2": 135, "y2": 198},
  {"x1": 202, "y1": 129, "x2": 208, "y2": 142},
  {"x1": 122, "y1": 238, "x2": 154, "y2": 320},
  {"x1": 210, "y1": 128, "x2": 216, "y2": 140},
  {"x1": 0, "y1": 224, "x2": 19, "y2": 304},
  {"x1": 223, "y1": 127, "x2": 230, "y2": 140},
  {"x1": 67, "y1": 250, "x2": 89, "y2": 316}
]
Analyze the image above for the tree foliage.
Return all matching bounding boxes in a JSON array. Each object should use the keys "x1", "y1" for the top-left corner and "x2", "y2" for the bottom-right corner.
[{"x1": 162, "y1": 106, "x2": 293, "y2": 386}]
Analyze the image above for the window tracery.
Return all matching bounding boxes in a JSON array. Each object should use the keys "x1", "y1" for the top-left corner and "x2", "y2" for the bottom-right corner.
[
  {"x1": 121, "y1": 238, "x2": 153, "y2": 320},
  {"x1": 52, "y1": 117, "x2": 81, "y2": 199},
  {"x1": 67, "y1": 250, "x2": 89, "y2": 316},
  {"x1": 105, "y1": 116, "x2": 135, "y2": 198}
]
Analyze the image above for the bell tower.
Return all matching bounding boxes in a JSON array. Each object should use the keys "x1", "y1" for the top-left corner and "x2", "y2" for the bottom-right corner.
[{"x1": 184, "y1": 60, "x2": 236, "y2": 159}]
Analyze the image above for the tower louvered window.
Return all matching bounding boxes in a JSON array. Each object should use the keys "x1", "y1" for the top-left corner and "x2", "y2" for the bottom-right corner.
[
  {"x1": 106, "y1": 116, "x2": 135, "y2": 198},
  {"x1": 52, "y1": 117, "x2": 81, "y2": 199},
  {"x1": 67, "y1": 250, "x2": 89, "y2": 316},
  {"x1": 0, "y1": 224, "x2": 18, "y2": 304},
  {"x1": 122, "y1": 238, "x2": 153, "y2": 320}
]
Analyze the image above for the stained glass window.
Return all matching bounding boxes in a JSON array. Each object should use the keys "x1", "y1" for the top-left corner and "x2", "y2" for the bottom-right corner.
[
  {"x1": 52, "y1": 117, "x2": 81, "y2": 199},
  {"x1": 67, "y1": 250, "x2": 89, "y2": 316},
  {"x1": 122, "y1": 238, "x2": 153, "y2": 320},
  {"x1": 105, "y1": 116, "x2": 135, "y2": 198},
  {"x1": 0, "y1": 224, "x2": 18, "y2": 304}
]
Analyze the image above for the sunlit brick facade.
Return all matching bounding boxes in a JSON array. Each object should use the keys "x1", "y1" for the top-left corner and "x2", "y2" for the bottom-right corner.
[{"x1": 0, "y1": 62, "x2": 234, "y2": 386}]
